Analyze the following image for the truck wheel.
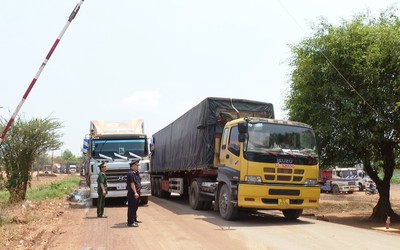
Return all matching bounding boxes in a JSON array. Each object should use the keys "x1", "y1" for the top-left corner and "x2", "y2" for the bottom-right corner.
[
  {"x1": 218, "y1": 184, "x2": 238, "y2": 220},
  {"x1": 140, "y1": 196, "x2": 148, "y2": 205},
  {"x1": 154, "y1": 178, "x2": 160, "y2": 197},
  {"x1": 332, "y1": 185, "x2": 339, "y2": 195},
  {"x1": 157, "y1": 178, "x2": 163, "y2": 197},
  {"x1": 282, "y1": 209, "x2": 302, "y2": 220},
  {"x1": 189, "y1": 181, "x2": 204, "y2": 210}
]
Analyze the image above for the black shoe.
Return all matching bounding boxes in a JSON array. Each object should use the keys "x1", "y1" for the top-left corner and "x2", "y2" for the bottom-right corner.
[
  {"x1": 127, "y1": 222, "x2": 139, "y2": 227},
  {"x1": 134, "y1": 220, "x2": 142, "y2": 223}
]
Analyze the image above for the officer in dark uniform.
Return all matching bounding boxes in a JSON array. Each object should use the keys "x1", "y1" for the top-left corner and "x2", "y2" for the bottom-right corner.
[
  {"x1": 127, "y1": 159, "x2": 141, "y2": 227},
  {"x1": 97, "y1": 162, "x2": 108, "y2": 218}
]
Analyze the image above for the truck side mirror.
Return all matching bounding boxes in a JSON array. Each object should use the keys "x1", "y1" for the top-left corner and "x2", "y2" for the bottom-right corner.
[
  {"x1": 238, "y1": 134, "x2": 247, "y2": 142},
  {"x1": 238, "y1": 121, "x2": 248, "y2": 134}
]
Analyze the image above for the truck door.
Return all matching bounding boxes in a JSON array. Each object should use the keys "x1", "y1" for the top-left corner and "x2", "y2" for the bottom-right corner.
[{"x1": 220, "y1": 126, "x2": 241, "y2": 171}]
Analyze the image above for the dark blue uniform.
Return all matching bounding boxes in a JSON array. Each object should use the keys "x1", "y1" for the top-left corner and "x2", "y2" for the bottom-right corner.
[{"x1": 127, "y1": 169, "x2": 141, "y2": 225}]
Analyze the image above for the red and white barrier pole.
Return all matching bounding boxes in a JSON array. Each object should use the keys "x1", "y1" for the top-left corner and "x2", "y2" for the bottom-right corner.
[{"x1": 0, "y1": 0, "x2": 85, "y2": 145}]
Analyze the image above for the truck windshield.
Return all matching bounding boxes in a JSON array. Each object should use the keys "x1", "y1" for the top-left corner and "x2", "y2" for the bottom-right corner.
[
  {"x1": 246, "y1": 122, "x2": 317, "y2": 155},
  {"x1": 92, "y1": 138, "x2": 148, "y2": 158},
  {"x1": 339, "y1": 170, "x2": 358, "y2": 179}
]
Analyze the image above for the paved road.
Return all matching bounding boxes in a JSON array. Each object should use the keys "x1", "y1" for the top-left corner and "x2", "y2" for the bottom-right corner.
[{"x1": 47, "y1": 194, "x2": 400, "y2": 250}]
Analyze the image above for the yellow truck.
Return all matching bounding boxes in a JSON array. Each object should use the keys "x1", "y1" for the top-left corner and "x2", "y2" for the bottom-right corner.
[{"x1": 151, "y1": 97, "x2": 320, "y2": 220}]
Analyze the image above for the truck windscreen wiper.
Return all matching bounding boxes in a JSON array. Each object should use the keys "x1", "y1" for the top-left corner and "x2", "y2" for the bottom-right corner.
[
  {"x1": 114, "y1": 152, "x2": 128, "y2": 160},
  {"x1": 129, "y1": 152, "x2": 143, "y2": 160},
  {"x1": 99, "y1": 153, "x2": 113, "y2": 160}
]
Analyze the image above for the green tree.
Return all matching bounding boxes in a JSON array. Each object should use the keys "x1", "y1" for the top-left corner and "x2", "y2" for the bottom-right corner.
[
  {"x1": 63, "y1": 149, "x2": 78, "y2": 164},
  {"x1": 286, "y1": 8, "x2": 400, "y2": 221},
  {"x1": 0, "y1": 117, "x2": 63, "y2": 203}
]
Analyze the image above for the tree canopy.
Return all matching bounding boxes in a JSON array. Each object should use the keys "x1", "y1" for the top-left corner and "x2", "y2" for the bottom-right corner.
[
  {"x1": 0, "y1": 117, "x2": 63, "y2": 203},
  {"x1": 285, "y1": 8, "x2": 400, "y2": 221},
  {"x1": 62, "y1": 149, "x2": 78, "y2": 164}
]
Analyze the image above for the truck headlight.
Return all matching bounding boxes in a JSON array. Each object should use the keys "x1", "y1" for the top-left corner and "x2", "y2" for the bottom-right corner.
[
  {"x1": 304, "y1": 179, "x2": 317, "y2": 186},
  {"x1": 245, "y1": 176, "x2": 262, "y2": 183}
]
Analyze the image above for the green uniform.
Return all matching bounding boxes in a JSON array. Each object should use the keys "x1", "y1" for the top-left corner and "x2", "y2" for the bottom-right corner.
[{"x1": 97, "y1": 171, "x2": 108, "y2": 217}]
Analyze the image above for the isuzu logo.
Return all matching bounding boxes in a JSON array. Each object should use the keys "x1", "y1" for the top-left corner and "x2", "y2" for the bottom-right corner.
[
  {"x1": 275, "y1": 158, "x2": 295, "y2": 168},
  {"x1": 277, "y1": 158, "x2": 293, "y2": 164}
]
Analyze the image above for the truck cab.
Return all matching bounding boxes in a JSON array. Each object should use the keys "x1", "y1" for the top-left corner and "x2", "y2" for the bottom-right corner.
[
  {"x1": 84, "y1": 120, "x2": 151, "y2": 205},
  {"x1": 217, "y1": 117, "x2": 320, "y2": 219}
]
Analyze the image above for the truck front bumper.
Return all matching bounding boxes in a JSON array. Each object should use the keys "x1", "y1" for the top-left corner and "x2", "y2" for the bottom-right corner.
[{"x1": 237, "y1": 183, "x2": 320, "y2": 210}]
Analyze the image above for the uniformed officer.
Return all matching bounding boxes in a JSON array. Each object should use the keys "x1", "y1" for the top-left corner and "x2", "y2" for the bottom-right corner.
[
  {"x1": 127, "y1": 159, "x2": 142, "y2": 227},
  {"x1": 97, "y1": 162, "x2": 108, "y2": 218}
]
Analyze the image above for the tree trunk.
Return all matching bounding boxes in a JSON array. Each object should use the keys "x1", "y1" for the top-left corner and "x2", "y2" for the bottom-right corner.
[
  {"x1": 370, "y1": 182, "x2": 396, "y2": 221},
  {"x1": 8, "y1": 163, "x2": 29, "y2": 204},
  {"x1": 8, "y1": 186, "x2": 26, "y2": 204},
  {"x1": 366, "y1": 142, "x2": 399, "y2": 222}
]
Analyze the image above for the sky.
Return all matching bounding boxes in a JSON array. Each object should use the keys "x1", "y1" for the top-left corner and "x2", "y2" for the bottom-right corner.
[{"x1": 0, "y1": 0, "x2": 398, "y2": 156}]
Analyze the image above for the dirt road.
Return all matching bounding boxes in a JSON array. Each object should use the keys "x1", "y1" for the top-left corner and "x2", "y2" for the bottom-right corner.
[
  {"x1": 3, "y1": 175, "x2": 399, "y2": 249},
  {"x1": 39, "y1": 192, "x2": 399, "y2": 250}
]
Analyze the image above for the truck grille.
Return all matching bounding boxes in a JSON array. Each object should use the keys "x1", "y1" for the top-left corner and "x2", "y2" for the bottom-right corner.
[
  {"x1": 263, "y1": 167, "x2": 304, "y2": 183},
  {"x1": 105, "y1": 169, "x2": 128, "y2": 183}
]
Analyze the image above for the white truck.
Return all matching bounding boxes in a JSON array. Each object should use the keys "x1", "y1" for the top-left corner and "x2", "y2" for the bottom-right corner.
[
  {"x1": 83, "y1": 120, "x2": 151, "y2": 206},
  {"x1": 319, "y1": 169, "x2": 356, "y2": 194},
  {"x1": 335, "y1": 167, "x2": 372, "y2": 191},
  {"x1": 69, "y1": 164, "x2": 77, "y2": 174}
]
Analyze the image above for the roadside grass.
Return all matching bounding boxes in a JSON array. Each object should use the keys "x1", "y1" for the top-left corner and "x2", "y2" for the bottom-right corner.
[
  {"x1": 0, "y1": 176, "x2": 79, "y2": 247},
  {"x1": 0, "y1": 176, "x2": 79, "y2": 225},
  {"x1": 26, "y1": 176, "x2": 80, "y2": 201}
]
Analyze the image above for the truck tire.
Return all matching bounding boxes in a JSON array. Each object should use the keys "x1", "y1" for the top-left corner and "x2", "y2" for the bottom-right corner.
[
  {"x1": 157, "y1": 178, "x2": 163, "y2": 197},
  {"x1": 282, "y1": 209, "x2": 302, "y2": 220},
  {"x1": 332, "y1": 185, "x2": 339, "y2": 195},
  {"x1": 154, "y1": 178, "x2": 160, "y2": 197},
  {"x1": 218, "y1": 184, "x2": 238, "y2": 220},
  {"x1": 92, "y1": 198, "x2": 98, "y2": 207},
  {"x1": 189, "y1": 181, "x2": 204, "y2": 210}
]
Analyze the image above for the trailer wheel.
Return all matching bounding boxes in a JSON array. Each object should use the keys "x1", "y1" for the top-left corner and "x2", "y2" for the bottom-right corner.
[
  {"x1": 189, "y1": 181, "x2": 204, "y2": 210},
  {"x1": 218, "y1": 184, "x2": 238, "y2": 220},
  {"x1": 282, "y1": 209, "x2": 302, "y2": 220}
]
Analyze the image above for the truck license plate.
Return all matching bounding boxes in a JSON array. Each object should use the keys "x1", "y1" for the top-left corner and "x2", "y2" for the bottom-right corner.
[
  {"x1": 117, "y1": 183, "x2": 126, "y2": 190},
  {"x1": 278, "y1": 198, "x2": 289, "y2": 206}
]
